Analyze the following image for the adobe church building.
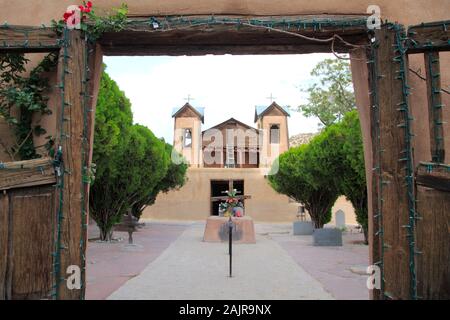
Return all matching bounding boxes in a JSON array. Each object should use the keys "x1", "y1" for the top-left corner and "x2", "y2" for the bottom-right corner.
[{"x1": 142, "y1": 102, "x2": 358, "y2": 224}]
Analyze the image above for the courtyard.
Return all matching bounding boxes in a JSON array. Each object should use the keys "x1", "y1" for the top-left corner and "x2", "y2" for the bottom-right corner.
[{"x1": 86, "y1": 221, "x2": 369, "y2": 300}]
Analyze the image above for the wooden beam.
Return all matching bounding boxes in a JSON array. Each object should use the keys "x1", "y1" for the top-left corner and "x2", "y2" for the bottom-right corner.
[
  {"x1": 78, "y1": 42, "x2": 102, "y2": 299},
  {"x1": 425, "y1": 52, "x2": 445, "y2": 163},
  {"x1": 55, "y1": 30, "x2": 86, "y2": 300},
  {"x1": 407, "y1": 21, "x2": 450, "y2": 53},
  {"x1": 210, "y1": 195, "x2": 251, "y2": 201},
  {"x1": 0, "y1": 25, "x2": 60, "y2": 53},
  {"x1": 370, "y1": 25, "x2": 412, "y2": 299},
  {"x1": 0, "y1": 158, "x2": 56, "y2": 190},
  {"x1": 102, "y1": 44, "x2": 359, "y2": 56},
  {"x1": 416, "y1": 163, "x2": 450, "y2": 192},
  {"x1": 368, "y1": 43, "x2": 382, "y2": 300},
  {"x1": 99, "y1": 15, "x2": 369, "y2": 56}
]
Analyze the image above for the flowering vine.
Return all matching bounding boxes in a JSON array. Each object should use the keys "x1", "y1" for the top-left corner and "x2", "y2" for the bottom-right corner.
[
  {"x1": 62, "y1": 1, "x2": 92, "y2": 25},
  {"x1": 54, "y1": 1, "x2": 128, "y2": 40}
]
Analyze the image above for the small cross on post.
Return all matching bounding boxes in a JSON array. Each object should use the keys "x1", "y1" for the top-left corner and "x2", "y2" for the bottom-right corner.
[
  {"x1": 266, "y1": 93, "x2": 276, "y2": 103},
  {"x1": 184, "y1": 94, "x2": 195, "y2": 103}
]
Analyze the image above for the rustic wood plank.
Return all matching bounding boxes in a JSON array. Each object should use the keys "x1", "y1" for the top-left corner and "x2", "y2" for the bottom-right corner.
[
  {"x1": 425, "y1": 52, "x2": 445, "y2": 163},
  {"x1": 103, "y1": 44, "x2": 360, "y2": 56},
  {"x1": 368, "y1": 41, "x2": 382, "y2": 300},
  {"x1": 416, "y1": 174, "x2": 450, "y2": 192},
  {"x1": 100, "y1": 15, "x2": 368, "y2": 56},
  {"x1": 0, "y1": 25, "x2": 60, "y2": 53},
  {"x1": 0, "y1": 192, "x2": 8, "y2": 300},
  {"x1": 10, "y1": 186, "x2": 55, "y2": 299},
  {"x1": 416, "y1": 163, "x2": 450, "y2": 192},
  {"x1": 77, "y1": 42, "x2": 102, "y2": 299},
  {"x1": 0, "y1": 158, "x2": 56, "y2": 190},
  {"x1": 55, "y1": 30, "x2": 86, "y2": 300},
  {"x1": 416, "y1": 185, "x2": 450, "y2": 299},
  {"x1": 407, "y1": 21, "x2": 450, "y2": 53},
  {"x1": 374, "y1": 25, "x2": 411, "y2": 299}
]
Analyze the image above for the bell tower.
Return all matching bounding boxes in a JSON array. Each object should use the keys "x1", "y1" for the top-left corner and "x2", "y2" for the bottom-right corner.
[
  {"x1": 172, "y1": 103, "x2": 204, "y2": 167},
  {"x1": 254, "y1": 102, "x2": 290, "y2": 168}
]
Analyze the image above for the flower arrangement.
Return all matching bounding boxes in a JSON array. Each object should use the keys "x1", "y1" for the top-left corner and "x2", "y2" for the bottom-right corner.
[{"x1": 219, "y1": 189, "x2": 244, "y2": 218}]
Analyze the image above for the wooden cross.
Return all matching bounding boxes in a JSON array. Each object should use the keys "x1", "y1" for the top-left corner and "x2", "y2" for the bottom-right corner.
[
  {"x1": 210, "y1": 195, "x2": 252, "y2": 201},
  {"x1": 266, "y1": 93, "x2": 276, "y2": 103},
  {"x1": 211, "y1": 189, "x2": 252, "y2": 202},
  {"x1": 184, "y1": 94, "x2": 195, "y2": 103}
]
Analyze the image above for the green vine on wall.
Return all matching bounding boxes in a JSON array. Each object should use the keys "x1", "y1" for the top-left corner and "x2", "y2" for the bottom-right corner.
[
  {"x1": 0, "y1": 1, "x2": 128, "y2": 161},
  {"x1": 0, "y1": 53, "x2": 58, "y2": 160}
]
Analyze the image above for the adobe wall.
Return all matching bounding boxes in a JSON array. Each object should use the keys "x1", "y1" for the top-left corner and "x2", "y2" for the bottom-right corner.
[
  {"x1": 1, "y1": 1, "x2": 448, "y2": 23},
  {"x1": 258, "y1": 113, "x2": 290, "y2": 167},
  {"x1": 142, "y1": 167, "x2": 357, "y2": 224},
  {"x1": 174, "y1": 117, "x2": 203, "y2": 167}
]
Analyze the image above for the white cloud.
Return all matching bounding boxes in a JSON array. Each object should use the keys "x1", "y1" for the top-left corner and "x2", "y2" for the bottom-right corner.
[{"x1": 104, "y1": 53, "x2": 333, "y2": 143}]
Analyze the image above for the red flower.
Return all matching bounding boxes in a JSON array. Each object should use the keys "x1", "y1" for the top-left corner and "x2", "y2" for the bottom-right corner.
[
  {"x1": 63, "y1": 10, "x2": 75, "y2": 22},
  {"x1": 79, "y1": 1, "x2": 93, "y2": 13}
]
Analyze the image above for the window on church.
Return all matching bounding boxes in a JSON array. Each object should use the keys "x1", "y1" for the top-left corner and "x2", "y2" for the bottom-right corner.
[
  {"x1": 270, "y1": 124, "x2": 280, "y2": 144},
  {"x1": 184, "y1": 128, "x2": 192, "y2": 147}
]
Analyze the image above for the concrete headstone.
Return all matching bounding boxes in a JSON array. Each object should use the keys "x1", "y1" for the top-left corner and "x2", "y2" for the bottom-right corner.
[{"x1": 335, "y1": 209, "x2": 346, "y2": 228}]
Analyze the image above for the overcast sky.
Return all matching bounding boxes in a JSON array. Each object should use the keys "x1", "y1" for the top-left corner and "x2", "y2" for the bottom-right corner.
[{"x1": 103, "y1": 53, "x2": 335, "y2": 143}]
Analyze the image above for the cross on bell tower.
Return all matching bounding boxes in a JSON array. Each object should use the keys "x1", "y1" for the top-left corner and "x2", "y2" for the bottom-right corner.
[
  {"x1": 184, "y1": 94, "x2": 195, "y2": 103},
  {"x1": 266, "y1": 93, "x2": 277, "y2": 103}
]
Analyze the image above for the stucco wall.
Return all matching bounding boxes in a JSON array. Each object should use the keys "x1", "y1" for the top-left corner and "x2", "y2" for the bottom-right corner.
[
  {"x1": 143, "y1": 167, "x2": 297, "y2": 221},
  {"x1": 174, "y1": 116, "x2": 202, "y2": 167},
  {"x1": 1, "y1": 1, "x2": 448, "y2": 23},
  {"x1": 142, "y1": 167, "x2": 357, "y2": 224},
  {"x1": 259, "y1": 113, "x2": 289, "y2": 167}
]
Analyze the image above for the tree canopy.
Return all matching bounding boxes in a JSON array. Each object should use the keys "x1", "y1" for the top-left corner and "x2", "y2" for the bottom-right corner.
[
  {"x1": 323, "y1": 111, "x2": 368, "y2": 242},
  {"x1": 269, "y1": 110, "x2": 368, "y2": 241},
  {"x1": 89, "y1": 68, "x2": 187, "y2": 241},
  {"x1": 131, "y1": 142, "x2": 188, "y2": 219},
  {"x1": 269, "y1": 141, "x2": 338, "y2": 229},
  {"x1": 298, "y1": 58, "x2": 356, "y2": 127}
]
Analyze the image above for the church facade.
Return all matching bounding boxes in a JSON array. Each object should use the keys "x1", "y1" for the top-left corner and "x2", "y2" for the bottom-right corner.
[
  {"x1": 142, "y1": 102, "x2": 356, "y2": 224},
  {"x1": 143, "y1": 101, "x2": 301, "y2": 222}
]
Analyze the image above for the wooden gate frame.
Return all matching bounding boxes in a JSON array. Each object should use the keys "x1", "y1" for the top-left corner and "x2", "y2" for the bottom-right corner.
[
  {"x1": 1, "y1": 17, "x2": 449, "y2": 300},
  {"x1": 369, "y1": 21, "x2": 449, "y2": 300},
  {"x1": 0, "y1": 25, "x2": 99, "y2": 299}
]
